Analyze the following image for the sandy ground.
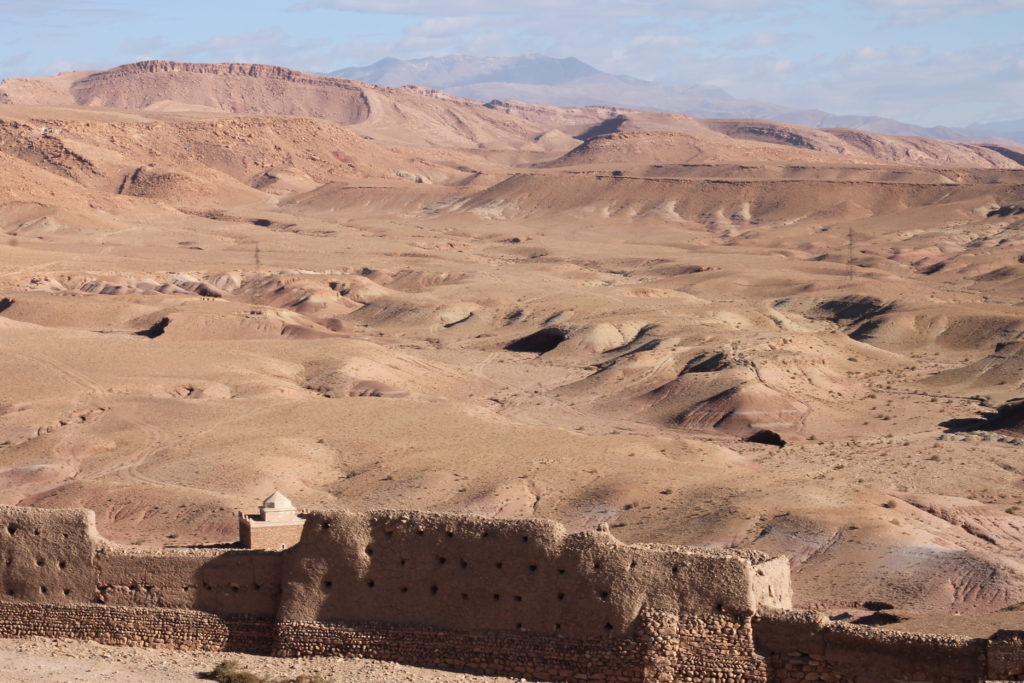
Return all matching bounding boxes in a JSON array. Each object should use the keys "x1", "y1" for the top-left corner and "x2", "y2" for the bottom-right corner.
[{"x1": 0, "y1": 637, "x2": 519, "y2": 682}]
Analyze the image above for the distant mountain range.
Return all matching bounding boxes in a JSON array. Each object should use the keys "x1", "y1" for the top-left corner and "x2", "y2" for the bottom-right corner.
[
  {"x1": 331, "y1": 54, "x2": 788, "y2": 121},
  {"x1": 969, "y1": 118, "x2": 1024, "y2": 140},
  {"x1": 331, "y1": 55, "x2": 1023, "y2": 144}
]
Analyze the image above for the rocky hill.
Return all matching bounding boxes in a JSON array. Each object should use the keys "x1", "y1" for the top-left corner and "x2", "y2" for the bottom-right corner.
[{"x1": 3, "y1": 61, "x2": 1022, "y2": 170}]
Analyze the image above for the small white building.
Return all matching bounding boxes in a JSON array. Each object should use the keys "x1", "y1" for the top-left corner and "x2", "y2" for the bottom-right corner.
[{"x1": 238, "y1": 491, "x2": 305, "y2": 550}]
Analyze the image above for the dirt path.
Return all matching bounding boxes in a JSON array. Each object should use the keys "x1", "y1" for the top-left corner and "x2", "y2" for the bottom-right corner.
[{"x1": 0, "y1": 637, "x2": 521, "y2": 683}]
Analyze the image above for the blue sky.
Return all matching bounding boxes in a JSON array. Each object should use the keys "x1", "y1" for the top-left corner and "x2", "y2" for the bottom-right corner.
[{"x1": 1, "y1": 0, "x2": 1022, "y2": 127}]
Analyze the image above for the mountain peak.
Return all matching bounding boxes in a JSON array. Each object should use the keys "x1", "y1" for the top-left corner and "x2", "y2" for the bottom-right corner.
[
  {"x1": 331, "y1": 54, "x2": 603, "y2": 89},
  {"x1": 329, "y1": 54, "x2": 745, "y2": 114}
]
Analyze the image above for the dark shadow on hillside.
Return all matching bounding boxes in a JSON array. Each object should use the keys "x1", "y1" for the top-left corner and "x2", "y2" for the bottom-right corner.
[
  {"x1": 575, "y1": 115, "x2": 628, "y2": 141},
  {"x1": 136, "y1": 317, "x2": 170, "y2": 338},
  {"x1": 940, "y1": 398, "x2": 1024, "y2": 434},
  {"x1": 852, "y1": 612, "x2": 903, "y2": 626},
  {"x1": 505, "y1": 328, "x2": 567, "y2": 353},
  {"x1": 746, "y1": 430, "x2": 786, "y2": 447},
  {"x1": 939, "y1": 416, "x2": 993, "y2": 433}
]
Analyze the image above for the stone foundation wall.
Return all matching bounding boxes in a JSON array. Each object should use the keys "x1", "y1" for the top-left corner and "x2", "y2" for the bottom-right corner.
[
  {"x1": 671, "y1": 614, "x2": 766, "y2": 681},
  {"x1": 989, "y1": 630, "x2": 1024, "y2": 681},
  {"x1": 275, "y1": 610, "x2": 768, "y2": 682},
  {"x1": 754, "y1": 610, "x2": 992, "y2": 683},
  {"x1": 0, "y1": 603, "x2": 275, "y2": 653},
  {"x1": 275, "y1": 620, "x2": 649, "y2": 682}
]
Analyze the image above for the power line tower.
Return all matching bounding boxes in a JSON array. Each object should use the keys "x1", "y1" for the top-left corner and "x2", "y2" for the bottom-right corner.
[
  {"x1": 847, "y1": 227, "x2": 855, "y2": 281},
  {"x1": 254, "y1": 243, "x2": 262, "y2": 271}
]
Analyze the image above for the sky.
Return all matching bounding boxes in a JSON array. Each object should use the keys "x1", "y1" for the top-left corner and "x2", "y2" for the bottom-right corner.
[{"x1": 1, "y1": 0, "x2": 1022, "y2": 127}]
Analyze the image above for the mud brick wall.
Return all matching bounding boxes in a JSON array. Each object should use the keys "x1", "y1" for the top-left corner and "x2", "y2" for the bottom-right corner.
[
  {"x1": 0, "y1": 504, "x2": 793, "y2": 682},
  {"x1": 0, "y1": 504, "x2": 283, "y2": 614},
  {"x1": 0, "y1": 506, "x2": 101, "y2": 603},
  {"x1": 272, "y1": 509, "x2": 790, "y2": 682},
  {"x1": 96, "y1": 548, "x2": 283, "y2": 615},
  {"x1": 754, "y1": 609, "x2": 988, "y2": 683},
  {"x1": 276, "y1": 509, "x2": 791, "y2": 639},
  {"x1": 239, "y1": 518, "x2": 304, "y2": 550},
  {"x1": 20, "y1": 503, "x2": 1022, "y2": 683},
  {"x1": 0, "y1": 603, "x2": 275, "y2": 653}
]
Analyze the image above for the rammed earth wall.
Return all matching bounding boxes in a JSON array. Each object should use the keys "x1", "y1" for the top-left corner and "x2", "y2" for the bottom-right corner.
[
  {"x1": 274, "y1": 510, "x2": 788, "y2": 681},
  {"x1": 0, "y1": 504, "x2": 1022, "y2": 682}
]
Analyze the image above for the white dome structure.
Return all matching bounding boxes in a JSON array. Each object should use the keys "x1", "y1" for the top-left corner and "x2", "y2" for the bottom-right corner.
[{"x1": 238, "y1": 491, "x2": 304, "y2": 549}]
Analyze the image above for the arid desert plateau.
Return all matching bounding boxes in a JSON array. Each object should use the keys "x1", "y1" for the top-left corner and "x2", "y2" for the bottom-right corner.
[{"x1": 3, "y1": 60, "x2": 1024, "y2": 673}]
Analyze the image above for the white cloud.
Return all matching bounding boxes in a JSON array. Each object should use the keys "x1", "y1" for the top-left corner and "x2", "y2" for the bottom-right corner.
[
  {"x1": 293, "y1": 0, "x2": 785, "y2": 17},
  {"x1": 0, "y1": 0, "x2": 134, "y2": 19},
  {"x1": 726, "y1": 31, "x2": 799, "y2": 50},
  {"x1": 36, "y1": 59, "x2": 79, "y2": 75},
  {"x1": 750, "y1": 42, "x2": 1024, "y2": 125},
  {"x1": 0, "y1": 52, "x2": 29, "y2": 68},
  {"x1": 858, "y1": 0, "x2": 1024, "y2": 22},
  {"x1": 161, "y1": 29, "x2": 364, "y2": 74},
  {"x1": 405, "y1": 16, "x2": 488, "y2": 38},
  {"x1": 0, "y1": 0, "x2": 88, "y2": 11},
  {"x1": 627, "y1": 33, "x2": 705, "y2": 50}
]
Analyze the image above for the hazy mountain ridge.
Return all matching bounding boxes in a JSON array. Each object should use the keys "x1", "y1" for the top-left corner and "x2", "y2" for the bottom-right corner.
[
  {"x1": 333, "y1": 54, "x2": 1024, "y2": 143},
  {"x1": 331, "y1": 54, "x2": 780, "y2": 122},
  {"x1": 333, "y1": 54, "x2": 606, "y2": 89},
  {"x1": 970, "y1": 118, "x2": 1024, "y2": 138}
]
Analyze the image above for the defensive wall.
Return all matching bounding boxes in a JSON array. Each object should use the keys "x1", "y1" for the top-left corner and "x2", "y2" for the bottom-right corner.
[{"x1": 1, "y1": 503, "x2": 1022, "y2": 682}]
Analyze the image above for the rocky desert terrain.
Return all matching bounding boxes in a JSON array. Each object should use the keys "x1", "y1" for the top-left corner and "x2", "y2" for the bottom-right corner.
[{"x1": 3, "y1": 60, "x2": 1024, "y2": 640}]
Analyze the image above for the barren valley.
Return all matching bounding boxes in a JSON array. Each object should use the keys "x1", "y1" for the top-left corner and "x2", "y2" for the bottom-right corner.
[{"x1": 3, "y1": 60, "x2": 1024, "y2": 640}]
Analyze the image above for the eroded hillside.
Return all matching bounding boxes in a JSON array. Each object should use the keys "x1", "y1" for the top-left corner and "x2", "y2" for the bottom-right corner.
[{"x1": 3, "y1": 62, "x2": 1024, "y2": 629}]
